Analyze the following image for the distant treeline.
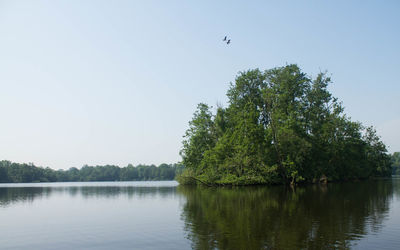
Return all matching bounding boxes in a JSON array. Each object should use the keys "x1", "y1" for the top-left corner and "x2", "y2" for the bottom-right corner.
[
  {"x1": 392, "y1": 152, "x2": 400, "y2": 175},
  {"x1": 0, "y1": 160, "x2": 184, "y2": 183}
]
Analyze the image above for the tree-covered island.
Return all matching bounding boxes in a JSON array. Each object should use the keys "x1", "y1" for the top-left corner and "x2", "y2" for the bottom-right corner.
[
  {"x1": 178, "y1": 64, "x2": 392, "y2": 186},
  {"x1": 0, "y1": 65, "x2": 396, "y2": 185}
]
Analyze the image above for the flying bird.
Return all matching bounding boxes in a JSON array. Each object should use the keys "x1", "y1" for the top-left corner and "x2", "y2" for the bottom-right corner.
[{"x1": 222, "y1": 36, "x2": 231, "y2": 45}]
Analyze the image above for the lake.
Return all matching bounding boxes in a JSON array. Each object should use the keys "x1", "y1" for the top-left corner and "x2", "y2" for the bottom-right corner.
[{"x1": 1, "y1": 179, "x2": 400, "y2": 249}]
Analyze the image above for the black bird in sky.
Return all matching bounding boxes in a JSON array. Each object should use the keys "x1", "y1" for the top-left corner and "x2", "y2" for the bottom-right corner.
[{"x1": 223, "y1": 36, "x2": 231, "y2": 45}]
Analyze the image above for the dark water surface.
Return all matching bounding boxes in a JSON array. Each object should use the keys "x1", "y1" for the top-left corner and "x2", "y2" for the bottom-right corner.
[{"x1": 1, "y1": 179, "x2": 400, "y2": 249}]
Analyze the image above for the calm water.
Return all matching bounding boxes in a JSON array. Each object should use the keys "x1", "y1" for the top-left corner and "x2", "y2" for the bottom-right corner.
[{"x1": 1, "y1": 179, "x2": 400, "y2": 249}]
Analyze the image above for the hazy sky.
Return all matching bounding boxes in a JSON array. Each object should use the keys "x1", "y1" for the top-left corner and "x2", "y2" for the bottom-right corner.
[{"x1": 0, "y1": 0, "x2": 399, "y2": 169}]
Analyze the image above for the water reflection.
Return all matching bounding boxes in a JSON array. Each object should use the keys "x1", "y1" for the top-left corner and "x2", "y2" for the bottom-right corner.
[
  {"x1": 0, "y1": 180, "x2": 396, "y2": 249},
  {"x1": 0, "y1": 183, "x2": 178, "y2": 207},
  {"x1": 178, "y1": 180, "x2": 394, "y2": 249},
  {"x1": 0, "y1": 187, "x2": 52, "y2": 207}
]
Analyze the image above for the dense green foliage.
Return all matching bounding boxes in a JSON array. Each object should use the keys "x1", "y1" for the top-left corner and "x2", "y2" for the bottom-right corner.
[
  {"x1": 0, "y1": 160, "x2": 183, "y2": 183},
  {"x1": 179, "y1": 65, "x2": 392, "y2": 185},
  {"x1": 392, "y1": 152, "x2": 400, "y2": 175}
]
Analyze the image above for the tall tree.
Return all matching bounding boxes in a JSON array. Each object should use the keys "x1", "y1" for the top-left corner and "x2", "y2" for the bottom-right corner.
[{"x1": 180, "y1": 103, "x2": 215, "y2": 173}]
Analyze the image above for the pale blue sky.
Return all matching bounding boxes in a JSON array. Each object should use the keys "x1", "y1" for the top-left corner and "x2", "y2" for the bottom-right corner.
[{"x1": 0, "y1": 0, "x2": 399, "y2": 169}]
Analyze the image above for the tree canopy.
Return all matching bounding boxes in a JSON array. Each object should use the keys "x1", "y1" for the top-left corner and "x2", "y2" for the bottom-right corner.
[
  {"x1": 178, "y1": 65, "x2": 392, "y2": 185},
  {"x1": 392, "y1": 152, "x2": 400, "y2": 175}
]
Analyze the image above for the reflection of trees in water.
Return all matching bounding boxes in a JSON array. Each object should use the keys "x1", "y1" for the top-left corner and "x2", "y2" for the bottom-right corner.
[
  {"x1": 0, "y1": 187, "x2": 53, "y2": 207},
  {"x1": 178, "y1": 180, "x2": 395, "y2": 250},
  {"x1": 67, "y1": 186, "x2": 177, "y2": 199},
  {"x1": 0, "y1": 186, "x2": 177, "y2": 207},
  {"x1": 393, "y1": 176, "x2": 400, "y2": 199}
]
